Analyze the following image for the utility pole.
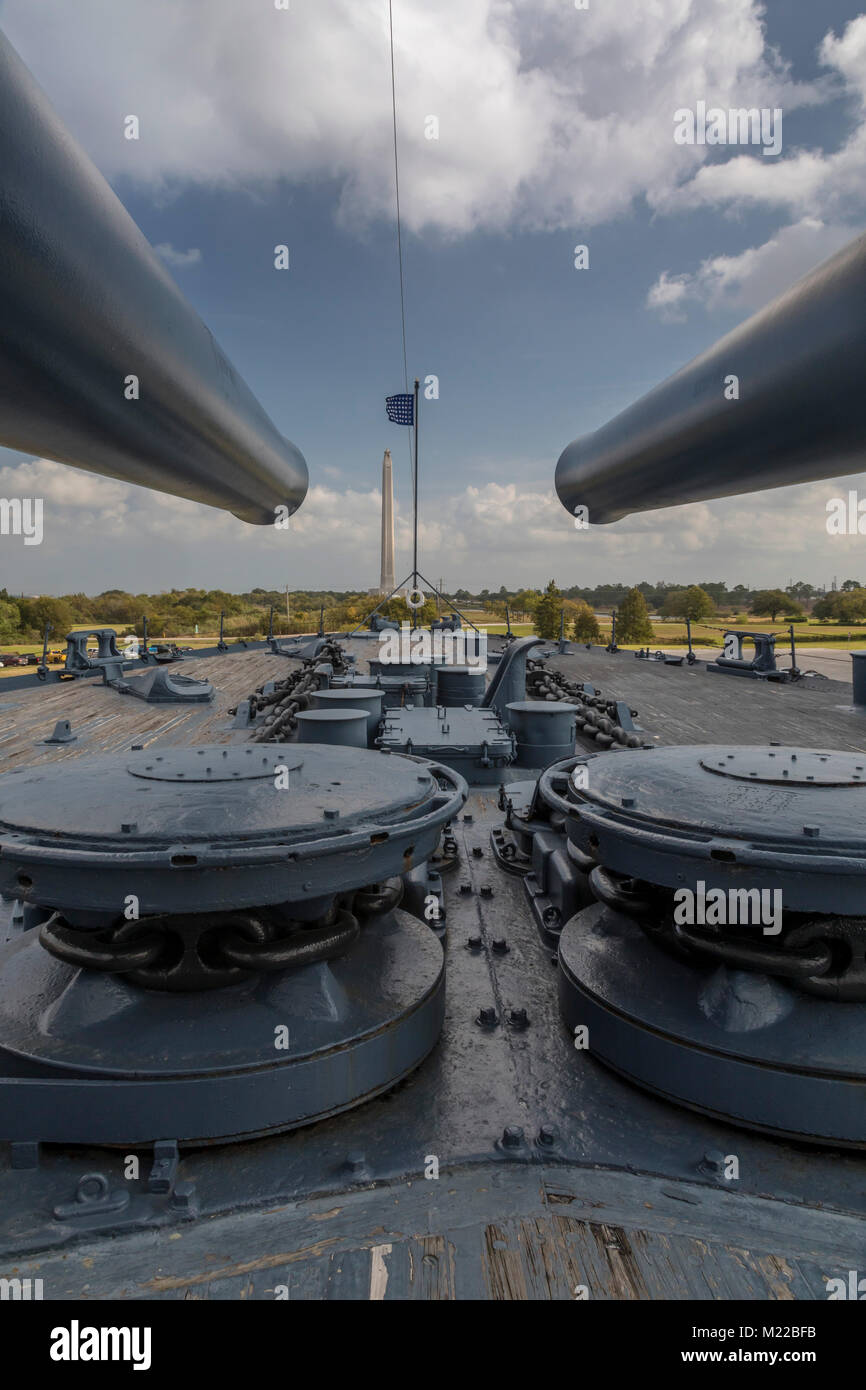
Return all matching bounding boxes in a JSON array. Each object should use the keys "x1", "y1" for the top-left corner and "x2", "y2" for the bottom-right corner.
[{"x1": 285, "y1": 585, "x2": 290, "y2": 634}]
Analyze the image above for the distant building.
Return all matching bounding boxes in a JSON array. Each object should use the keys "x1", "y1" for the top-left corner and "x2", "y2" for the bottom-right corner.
[{"x1": 379, "y1": 449, "x2": 396, "y2": 594}]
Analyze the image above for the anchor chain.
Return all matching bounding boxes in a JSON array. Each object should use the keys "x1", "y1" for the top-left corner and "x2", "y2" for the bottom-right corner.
[
  {"x1": 38, "y1": 875, "x2": 407, "y2": 992},
  {"x1": 525, "y1": 660, "x2": 642, "y2": 748},
  {"x1": 583, "y1": 863, "x2": 866, "y2": 1000}
]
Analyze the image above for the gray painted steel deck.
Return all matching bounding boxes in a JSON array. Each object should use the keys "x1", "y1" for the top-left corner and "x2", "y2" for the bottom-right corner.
[{"x1": 1, "y1": 643, "x2": 864, "y2": 1299}]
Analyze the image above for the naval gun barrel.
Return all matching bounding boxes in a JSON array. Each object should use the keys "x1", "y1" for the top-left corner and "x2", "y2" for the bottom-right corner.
[
  {"x1": 555, "y1": 230, "x2": 866, "y2": 524},
  {"x1": 0, "y1": 30, "x2": 307, "y2": 524}
]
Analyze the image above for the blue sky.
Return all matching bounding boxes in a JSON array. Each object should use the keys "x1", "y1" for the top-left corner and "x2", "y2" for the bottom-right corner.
[{"x1": 2, "y1": 0, "x2": 866, "y2": 595}]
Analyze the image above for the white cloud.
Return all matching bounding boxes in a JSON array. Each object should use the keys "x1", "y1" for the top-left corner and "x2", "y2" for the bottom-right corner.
[
  {"x1": 0, "y1": 0, "x2": 822, "y2": 236},
  {"x1": 153, "y1": 243, "x2": 202, "y2": 267},
  {"x1": 2, "y1": 455, "x2": 865, "y2": 594},
  {"x1": 653, "y1": 16, "x2": 866, "y2": 223},
  {"x1": 646, "y1": 217, "x2": 859, "y2": 318}
]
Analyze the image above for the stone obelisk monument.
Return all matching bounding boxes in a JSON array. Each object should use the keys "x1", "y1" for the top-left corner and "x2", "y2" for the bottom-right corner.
[{"x1": 379, "y1": 448, "x2": 396, "y2": 593}]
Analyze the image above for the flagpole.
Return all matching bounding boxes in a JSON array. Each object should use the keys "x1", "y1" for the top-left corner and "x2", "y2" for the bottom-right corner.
[{"x1": 412, "y1": 376, "x2": 420, "y2": 628}]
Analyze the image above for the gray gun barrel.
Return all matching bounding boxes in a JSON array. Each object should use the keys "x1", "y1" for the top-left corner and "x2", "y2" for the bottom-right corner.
[
  {"x1": 555, "y1": 231, "x2": 866, "y2": 524},
  {"x1": 0, "y1": 31, "x2": 307, "y2": 524}
]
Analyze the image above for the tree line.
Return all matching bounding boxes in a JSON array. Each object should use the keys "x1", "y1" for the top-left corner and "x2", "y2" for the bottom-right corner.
[
  {"x1": 525, "y1": 580, "x2": 866, "y2": 643},
  {"x1": 0, "y1": 587, "x2": 440, "y2": 644},
  {"x1": 1, "y1": 578, "x2": 863, "y2": 647}
]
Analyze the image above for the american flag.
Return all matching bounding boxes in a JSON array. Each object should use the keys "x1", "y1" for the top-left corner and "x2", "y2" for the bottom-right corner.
[{"x1": 385, "y1": 393, "x2": 414, "y2": 426}]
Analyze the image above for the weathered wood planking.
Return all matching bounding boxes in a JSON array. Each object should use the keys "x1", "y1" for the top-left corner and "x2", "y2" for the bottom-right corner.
[
  {"x1": 0, "y1": 651, "x2": 297, "y2": 770},
  {"x1": 12, "y1": 1161, "x2": 857, "y2": 1300}
]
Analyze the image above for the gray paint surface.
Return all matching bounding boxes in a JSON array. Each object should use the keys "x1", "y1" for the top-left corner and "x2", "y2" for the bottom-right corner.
[
  {"x1": 0, "y1": 30, "x2": 307, "y2": 524},
  {"x1": 556, "y1": 231, "x2": 866, "y2": 523}
]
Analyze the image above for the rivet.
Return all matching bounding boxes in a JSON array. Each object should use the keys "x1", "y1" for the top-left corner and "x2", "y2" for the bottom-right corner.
[{"x1": 476, "y1": 1007, "x2": 498, "y2": 1028}]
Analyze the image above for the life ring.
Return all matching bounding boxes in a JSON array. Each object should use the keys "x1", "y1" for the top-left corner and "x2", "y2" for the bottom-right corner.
[{"x1": 406, "y1": 588, "x2": 426, "y2": 610}]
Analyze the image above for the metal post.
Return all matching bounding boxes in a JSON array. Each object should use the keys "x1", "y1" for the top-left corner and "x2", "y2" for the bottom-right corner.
[
  {"x1": 218, "y1": 611, "x2": 227, "y2": 651},
  {"x1": 411, "y1": 377, "x2": 420, "y2": 630},
  {"x1": 412, "y1": 378, "x2": 420, "y2": 588},
  {"x1": 267, "y1": 606, "x2": 274, "y2": 641},
  {"x1": 141, "y1": 615, "x2": 150, "y2": 663},
  {"x1": 37, "y1": 621, "x2": 52, "y2": 679}
]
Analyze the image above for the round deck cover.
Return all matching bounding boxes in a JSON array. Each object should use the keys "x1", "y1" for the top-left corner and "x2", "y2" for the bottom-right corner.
[
  {"x1": 0, "y1": 743, "x2": 465, "y2": 913},
  {"x1": 566, "y1": 744, "x2": 866, "y2": 913}
]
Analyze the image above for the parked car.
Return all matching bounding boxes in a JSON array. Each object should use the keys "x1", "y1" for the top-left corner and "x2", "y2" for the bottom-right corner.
[
  {"x1": 25, "y1": 654, "x2": 39, "y2": 664},
  {"x1": 4, "y1": 654, "x2": 29, "y2": 666}
]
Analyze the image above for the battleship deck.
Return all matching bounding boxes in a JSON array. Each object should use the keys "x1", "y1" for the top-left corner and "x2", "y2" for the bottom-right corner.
[
  {"x1": 1, "y1": 641, "x2": 861, "y2": 771},
  {"x1": 1, "y1": 642, "x2": 864, "y2": 1301}
]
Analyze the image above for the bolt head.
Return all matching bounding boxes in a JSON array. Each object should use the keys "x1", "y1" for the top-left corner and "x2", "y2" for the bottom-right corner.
[
  {"x1": 170, "y1": 1181, "x2": 196, "y2": 1211},
  {"x1": 701, "y1": 1148, "x2": 725, "y2": 1175},
  {"x1": 492, "y1": 938, "x2": 508, "y2": 954},
  {"x1": 502, "y1": 1125, "x2": 524, "y2": 1148}
]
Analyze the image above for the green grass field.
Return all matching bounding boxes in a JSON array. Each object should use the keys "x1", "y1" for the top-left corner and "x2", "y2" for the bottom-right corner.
[{"x1": 1, "y1": 610, "x2": 863, "y2": 680}]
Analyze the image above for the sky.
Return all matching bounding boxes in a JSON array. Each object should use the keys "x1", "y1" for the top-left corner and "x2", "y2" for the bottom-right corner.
[{"x1": 1, "y1": 0, "x2": 866, "y2": 596}]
